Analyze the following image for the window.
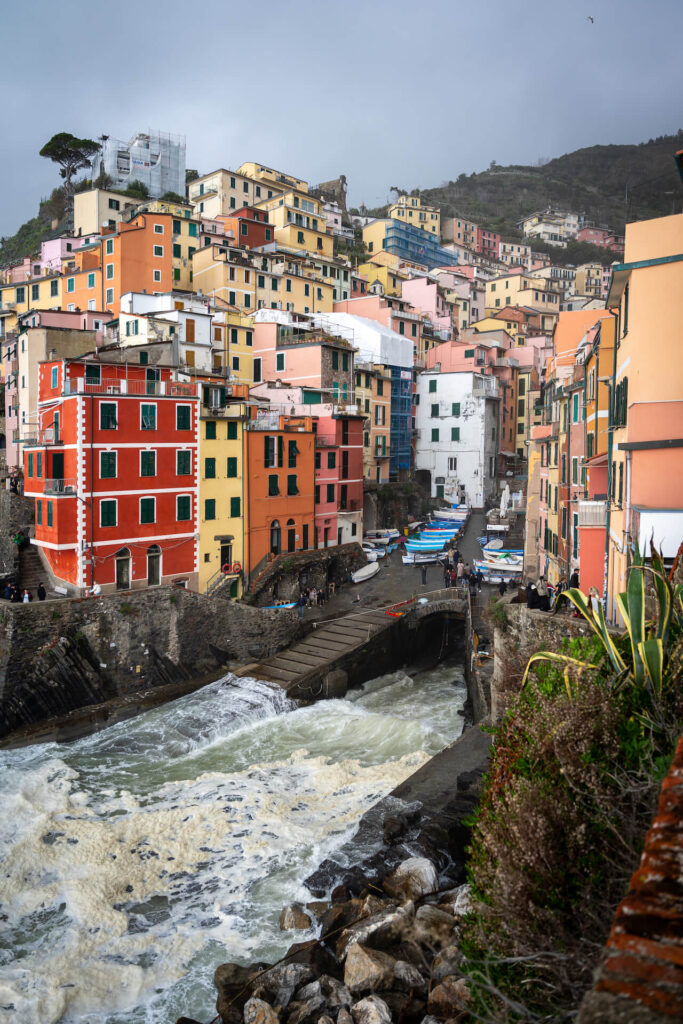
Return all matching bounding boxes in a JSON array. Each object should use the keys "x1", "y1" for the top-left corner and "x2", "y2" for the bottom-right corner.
[
  {"x1": 154, "y1": 223, "x2": 164, "y2": 235},
  {"x1": 141, "y1": 404, "x2": 156, "y2": 430},
  {"x1": 230, "y1": 496, "x2": 241, "y2": 518},
  {"x1": 227, "y1": 421, "x2": 238, "y2": 440},
  {"x1": 451, "y1": 427, "x2": 460, "y2": 441},
  {"x1": 153, "y1": 269, "x2": 162, "y2": 283},
  {"x1": 398, "y1": 321, "x2": 405, "y2": 335},
  {"x1": 140, "y1": 497, "x2": 155, "y2": 524},
  {"x1": 66, "y1": 277, "x2": 75, "y2": 294},
  {"x1": 297, "y1": 231, "x2": 304, "y2": 244},
  {"x1": 36, "y1": 452, "x2": 42, "y2": 477},
  {"x1": 204, "y1": 457, "x2": 216, "y2": 479},
  {"x1": 572, "y1": 456, "x2": 579, "y2": 485},
  {"x1": 188, "y1": 222, "x2": 198, "y2": 238},
  {"x1": 106, "y1": 288, "x2": 114, "y2": 304},
  {"x1": 176, "y1": 405, "x2": 191, "y2": 430},
  {"x1": 51, "y1": 366, "x2": 58, "y2": 389},
  {"x1": 232, "y1": 356, "x2": 240, "y2": 371},
  {"x1": 288, "y1": 440, "x2": 298, "y2": 468},
  {"x1": 101, "y1": 499, "x2": 117, "y2": 527},
  {"x1": 31, "y1": 283, "x2": 40, "y2": 301},
  {"x1": 452, "y1": 402, "x2": 460, "y2": 416},
  {"x1": 227, "y1": 457, "x2": 237, "y2": 477},
  {"x1": 177, "y1": 495, "x2": 191, "y2": 521},
  {"x1": 276, "y1": 352, "x2": 285, "y2": 372},
  {"x1": 105, "y1": 239, "x2": 114, "y2": 255},
  {"x1": 46, "y1": 501, "x2": 53, "y2": 528},
  {"x1": 326, "y1": 484, "x2": 335, "y2": 503},
  {"x1": 153, "y1": 245, "x2": 163, "y2": 257},
  {"x1": 287, "y1": 474, "x2": 299, "y2": 495},
  {"x1": 140, "y1": 450, "x2": 156, "y2": 477},
  {"x1": 106, "y1": 263, "x2": 114, "y2": 279},
  {"x1": 28, "y1": 453, "x2": 33, "y2": 478},
  {"x1": 431, "y1": 428, "x2": 439, "y2": 442},
  {"x1": 431, "y1": 403, "x2": 439, "y2": 417},
  {"x1": 50, "y1": 279, "x2": 59, "y2": 297},
  {"x1": 205, "y1": 420, "x2": 217, "y2": 440},
  {"x1": 342, "y1": 352, "x2": 349, "y2": 372},
  {"x1": 172, "y1": 219, "x2": 181, "y2": 233},
  {"x1": 518, "y1": 378, "x2": 526, "y2": 396},
  {"x1": 177, "y1": 450, "x2": 191, "y2": 475},
  {"x1": 268, "y1": 474, "x2": 279, "y2": 496},
  {"x1": 100, "y1": 402, "x2": 117, "y2": 429},
  {"x1": 448, "y1": 456, "x2": 457, "y2": 472},
  {"x1": 36, "y1": 499, "x2": 42, "y2": 525},
  {"x1": 315, "y1": 484, "x2": 321, "y2": 504},
  {"x1": 245, "y1": 330, "x2": 252, "y2": 347},
  {"x1": 204, "y1": 499, "x2": 216, "y2": 521},
  {"x1": 100, "y1": 451, "x2": 117, "y2": 478}
]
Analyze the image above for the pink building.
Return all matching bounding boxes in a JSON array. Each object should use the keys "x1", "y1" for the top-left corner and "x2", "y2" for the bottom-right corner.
[
  {"x1": 401, "y1": 277, "x2": 453, "y2": 340},
  {"x1": 476, "y1": 227, "x2": 501, "y2": 259},
  {"x1": 333, "y1": 295, "x2": 423, "y2": 357},
  {"x1": 40, "y1": 236, "x2": 92, "y2": 274},
  {"x1": 575, "y1": 226, "x2": 624, "y2": 252},
  {"x1": 0, "y1": 257, "x2": 39, "y2": 285}
]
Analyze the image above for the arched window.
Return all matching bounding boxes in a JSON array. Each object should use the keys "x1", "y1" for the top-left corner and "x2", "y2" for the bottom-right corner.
[
  {"x1": 147, "y1": 544, "x2": 161, "y2": 587},
  {"x1": 115, "y1": 547, "x2": 131, "y2": 591},
  {"x1": 270, "y1": 519, "x2": 281, "y2": 555}
]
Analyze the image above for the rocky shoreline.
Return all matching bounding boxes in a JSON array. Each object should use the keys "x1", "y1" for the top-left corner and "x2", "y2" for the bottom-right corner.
[{"x1": 177, "y1": 725, "x2": 491, "y2": 1024}]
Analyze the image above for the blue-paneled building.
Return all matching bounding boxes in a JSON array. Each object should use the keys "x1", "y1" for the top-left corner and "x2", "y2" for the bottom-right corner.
[{"x1": 367, "y1": 219, "x2": 456, "y2": 270}]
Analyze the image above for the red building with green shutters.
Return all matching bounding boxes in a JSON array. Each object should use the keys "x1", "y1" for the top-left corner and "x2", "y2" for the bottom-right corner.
[{"x1": 23, "y1": 357, "x2": 200, "y2": 594}]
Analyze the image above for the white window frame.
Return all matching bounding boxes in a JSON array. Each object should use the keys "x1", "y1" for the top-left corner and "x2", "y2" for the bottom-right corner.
[
  {"x1": 67, "y1": 303, "x2": 75, "y2": 312},
  {"x1": 153, "y1": 245, "x2": 164, "y2": 257},
  {"x1": 99, "y1": 400, "x2": 118, "y2": 429},
  {"x1": 276, "y1": 352, "x2": 285, "y2": 373},
  {"x1": 105, "y1": 288, "x2": 114, "y2": 304},
  {"x1": 176, "y1": 449, "x2": 192, "y2": 475},
  {"x1": 50, "y1": 366, "x2": 58, "y2": 389},
  {"x1": 153, "y1": 223, "x2": 164, "y2": 234},
  {"x1": 176, "y1": 403, "x2": 192, "y2": 430},
  {"x1": 139, "y1": 495, "x2": 156, "y2": 524},
  {"x1": 232, "y1": 355, "x2": 240, "y2": 371},
  {"x1": 140, "y1": 402, "x2": 157, "y2": 430},
  {"x1": 106, "y1": 263, "x2": 114, "y2": 279},
  {"x1": 105, "y1": 238, "x2": 114, "y2": 255},
  {"x1": 153, "y1": 269, "x2": 162, "y2": 282},
  {"x1": 99, "y1": 498, "x2": 118, "y2": 527},
  {"x1": 99, "y1": 449, "x2": 117, "y2": 478},
  {"x1": 176, "y1": 493, "x2": 192, "y2": 521}
]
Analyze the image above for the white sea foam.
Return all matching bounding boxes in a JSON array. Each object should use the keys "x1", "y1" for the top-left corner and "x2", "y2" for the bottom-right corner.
[{"x1": 0, "y1": 664, "x2": 466, "y2": 1024}]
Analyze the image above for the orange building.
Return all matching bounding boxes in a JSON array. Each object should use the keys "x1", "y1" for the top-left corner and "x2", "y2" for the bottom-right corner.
[{"x1": 245, "y1": 414, "x2": 316, "y2": 576}]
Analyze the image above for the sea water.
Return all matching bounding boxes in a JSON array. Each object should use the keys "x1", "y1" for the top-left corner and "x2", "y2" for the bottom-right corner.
[{"x1": 0, "y1": 659, "x2": 466, "y2": 1024}]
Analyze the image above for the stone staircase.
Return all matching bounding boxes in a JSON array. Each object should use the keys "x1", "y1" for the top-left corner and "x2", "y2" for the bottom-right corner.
[{"x1": 18, "y1": 543, "x2": 47, "y2": 595}]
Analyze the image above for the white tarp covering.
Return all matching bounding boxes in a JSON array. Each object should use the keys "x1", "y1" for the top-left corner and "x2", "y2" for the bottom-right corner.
[
  {"x1": 311, "y1": 312, "x2": 414, "y2": 368},
  {"x1": 636, "y1": 509, "x2": 683, "y2": 558}
]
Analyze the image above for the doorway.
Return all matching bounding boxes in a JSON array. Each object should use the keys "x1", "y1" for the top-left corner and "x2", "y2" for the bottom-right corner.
[
  {"x1": 147, "y1": 544, "x2": 161, "y2": 586},
  {"x1": 287, "y1": 518, "x2": 296, "y2": 552},
  {"x1": 270, "y1": 520, "x2": 281, "y2": 555},
  {"x1": 115, "y1": 547, "x2": 131, "y2": 590}
]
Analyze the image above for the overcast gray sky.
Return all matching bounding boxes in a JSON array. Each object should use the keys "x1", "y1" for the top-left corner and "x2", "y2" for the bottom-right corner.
[{"x1": 1, "y1": 0, "x2": 681, "y2": 238}]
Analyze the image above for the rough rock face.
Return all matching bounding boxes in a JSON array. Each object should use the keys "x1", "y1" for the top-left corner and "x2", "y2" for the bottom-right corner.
[
  {"x1": 280, "y1": 904, "x2": 313, "y2": 930},
  {"x1": 244, "y1": 998, "x2": 280, "y2": 1024},
  {"x1": 383, "y1": 858, "x2": 438, "y2": 901},
  {"x1": 427, "y1": 976, "x2": 471, "y2": 1018},
  {"x1": 350, "y1": 995, "x2": 393, "y2": 1024},
  {"x1": 344, "y1": 944, "x2": 396, "y2": 995}
]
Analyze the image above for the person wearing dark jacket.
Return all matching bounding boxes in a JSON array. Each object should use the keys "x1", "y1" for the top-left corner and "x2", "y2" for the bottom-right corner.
[
  {"x1": 37, "y1": 583, "x2": 47, "y2": 601},
  {"x1": 569, "y1": 570, "x2": 579, "y2": 589}
]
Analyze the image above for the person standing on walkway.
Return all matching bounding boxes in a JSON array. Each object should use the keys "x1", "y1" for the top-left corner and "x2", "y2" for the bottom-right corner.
[
  {"x1": 456, "y1": 560, "x2": 465, "y2": 583},
  {"x1": 37, "y1": 583, "x2": 46, "y2": 601},
  {"x1": 421, "y1": 565, "x2": 427, "y2": 586},
  {"x1": 443, "y1": 564, "x2": 451, "y2": 588},
  {"x1": 297, "y1": 592, "x2": 306, "y2": 619}
]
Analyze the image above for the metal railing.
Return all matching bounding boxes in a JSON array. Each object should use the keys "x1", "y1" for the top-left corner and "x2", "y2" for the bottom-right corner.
[{"x1": 44, "y1": 478, "x2": 77, "y2": 495}]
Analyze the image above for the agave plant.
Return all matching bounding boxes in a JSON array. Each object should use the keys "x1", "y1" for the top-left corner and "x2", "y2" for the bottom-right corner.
[{"x1": 522, "y1": 542, "x2": 683, "y2": 706}]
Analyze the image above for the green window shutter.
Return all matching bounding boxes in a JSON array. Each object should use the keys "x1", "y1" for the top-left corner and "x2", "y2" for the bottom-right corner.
[
  {"x1": 227, "y1": 457, "x2": 237, "y2": 477},
  {"x1": 431, "y1": 403, "x2": 439, "y2": 417},
  {"x1": 173, "y1": 269, "x2": 180, "y2": 281},
  {"x1": 47, "y1": 501, "x2": 53, "y2": 527},
  {"x1": 173, "y1": 219, "x2": 181, "y2": 233},
  {"x1": 429, "y1": 380, "x2": 436, "y2": 393},
  {"x1": 277, "y1": 436, "x2": 283, "y2": 467},
  {"x1": 287, "y1": 474, "x2": 298, "y2": 495},
  {"x1": 205, "y1": 499, "x2": 216, "y2": 520},
  {"x1": 37, "y1": 453, "x2": 42, "y2": 477},
  {"x1": 177, "y1": 406, "x2": 191, "y2": 430},
  {"x1": 101, "y1": 500, "x2": 116, "y2": 526},
  {"x1": 177, "y1": 495, "x2": 191, "y2": 521},
  {"x1": 140, "y1": 451, "x2": 155, "y2": 476},
  {"x1": 464, "y1": 349, "x2": 474, "y2": 358},
  {"x1": 177, "y1": 450, "x2": 191, "y2": 475},
  {"x1": 205, "y1": 457, "x2": 216, "y2": 479},
  {"x1": 332, "y1": 351, "x2": 339, "y2": 370},
  {"x1": 188, "y1": 222, "x2": 197, "y2": 237},
  {"x1": 451, "y1": 427, "x2": 460, "y2": 441},
  {"x1": 288, "y1": 440, "x2": 297, "y2": 467},
  {"x1": 28, "y1": 454, "x2": 33, "y2": 477},
  {"x1": 101, "y1": 452, "x2": 117, "y2": 478},
  {"x1": 452, "y1": 402, "x2": 460, "y2": 416},
  {"x1": 431, "y1": 428, "x2": 439, "y2": 442},
  {"x1": 268, "y1": 475, "x2": 279, "y2": 496},
  {"x1": 36, "y1": 499, "x2": 42, "y2": 525},
  {"x1": 227, "y1": 422, "x2": 237, "y2": 440},
  {"x1": 173, "y1": 244, "x2": 181, "y2": 258},
  {"x1": 205, "y1": 420, "x2": 217, "y2": 439},
  {"x1": 230, "y1": 496, "x2": 241, "y2": 518},
  {"x1": 140, "y1": 497, "x2": 155, "y2": 524}
]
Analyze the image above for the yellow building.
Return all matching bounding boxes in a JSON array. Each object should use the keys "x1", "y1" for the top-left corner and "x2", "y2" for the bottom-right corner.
[
  {"x1": 191, "y1": 245, "x2": 256, "y2": 311},
  {"x1": 578, "y1": 315, "x2": 616, "y2": 461},
  {"x1": 574, "y1": 262, "x2": 604, "y2": 298},
  {"x1": 486, "y1": 272, "x2": 561, "y2": 332},
  {"x1": 255, "y1": 189, "x2": 334, "y2": 259},
  {"x1": 188, "y1": 169, "x2": 283, "y2": 219},
  {"x1": 73, "y1": 188, "x2": 138, "y2": 236},
  {"x1": 354, "y1": 362, "x2": 392, "y2": 483},
  {"x1": 198, "y1": 383, "x2": 249, "y2": 596},
  {"x1": 0, "y1": 274, "x2": 63, "y2": 334},
  {"x1": 357, "y1": 261, "x2": 409, "y2": 297},
  {"x1": 237, "y1": 162, "x2": 308, "y2": 193},
  {"x1": 211, "y1": 310, "x2": 261, "y2": 384},
  {"x1": 388, "y1": 195, "x2": 440, "y2": 235}
]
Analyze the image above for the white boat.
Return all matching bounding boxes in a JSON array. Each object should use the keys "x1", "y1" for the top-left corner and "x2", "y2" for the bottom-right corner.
[
  {"x1": 369, "y1": 536, "x2": 391, "y2": 547},
  {"x1": 351, "y1": 561, "x2": 380, "y2": 584},
  {"x1": 434, "y1": 507, "x2": 469, "y2": 521},
  {"x1": 402, "y1": 551, "x2": 448, "y2": 565},
  {"x1": 361, "y1": 544, "x2": 379, "y2": 562}
]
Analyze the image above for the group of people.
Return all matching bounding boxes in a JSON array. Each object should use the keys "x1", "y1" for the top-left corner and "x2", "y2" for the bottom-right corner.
[
  {"x1": 297, "y1": 584, "x2": 330, "y2": 617},
  {"x1": 526, "y1": 569, "x2": 581, "y2": 612},
  {"x1": 3, "y1": 582, "x2": 47, "y2": 603}
]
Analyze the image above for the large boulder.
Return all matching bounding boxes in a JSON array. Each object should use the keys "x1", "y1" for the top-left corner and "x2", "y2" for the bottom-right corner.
[
  {"x1": 344, "y1": 944, "x2": 396, "y2": 995},
  {"x1": 319, "y1": 974, "x2": 353, "y2": 1009},
  {"x1": 258, "y1": 963, "x2": 314, "y2": 1009},
  {"x1": 430, "y1": 946, "x2": 464, "y2": 985},
  {"x1": 285, "y1": 992, "x2": 325, "y2": 1024},
  {"x1": 216, "y1": 962, "x2": 272, "y2": 1021},
  {"x1": 244, "y1": 998, "x2": 280, "y2": 1024},
  {"x1": 427, "y1": 976, "x2": 471, "y2": 1019},
  {"x1": 336, "y1": 903, "x2": 414, "y2": 960},
  {"x1": 283, "y1": 940, "x2": 341, "y2": 980},
  {"x1": 393, "y1": 961, "x2": 426, "y2": 993},
  {"x1": 383, "y1": 858, "x2": 438, "y2": 902},
  {"x1": 437, "y1": 884, "x2": 471, "y2": 919},
  {"x1": 280, "y1": 904, "x2": 313, "y2": 930},
  {"x1": 351, "y1": 995, "x2": 393, "y2": 1024}
]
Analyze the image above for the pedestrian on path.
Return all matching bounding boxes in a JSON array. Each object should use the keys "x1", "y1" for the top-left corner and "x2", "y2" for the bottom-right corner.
[
  {"x1": 443, "y1": 564, "x2": 451, "y2": 588},
  {"x1": 421, "y1": 566, "x2": 427, "y2": 586},
  {"x1": 457, "y1": 561, "x2": 465, "y2": 581},
  {"x1": 37, "y1": 583, "x2": 47, "y2": 601},
  {"x1": 297, "y1": 592, "x2": 306, "y2": 619}
]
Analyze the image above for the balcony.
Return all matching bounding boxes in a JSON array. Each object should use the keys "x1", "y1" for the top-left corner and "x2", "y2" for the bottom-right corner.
[
  {"x1": 22, "y1": 429, "x2": 63, "y2": 447},
  {"x1": 44, "y1": 478, "x2": 77, "y2": 496},
  {"x1": 315, "y1": 433, "x2": 335, "y2": 447},
  {"x1": 578, "y1": 500, "x2": 607, "y2": 527}
]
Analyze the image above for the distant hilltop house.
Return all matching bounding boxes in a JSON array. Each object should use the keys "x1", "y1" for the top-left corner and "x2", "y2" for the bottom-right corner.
[
  {"x1": 91, "y1": 130, "x2": 186, "y2": 199},
  {"x1": 519, "y1": 207, "x2": 585, "y2": 248}
]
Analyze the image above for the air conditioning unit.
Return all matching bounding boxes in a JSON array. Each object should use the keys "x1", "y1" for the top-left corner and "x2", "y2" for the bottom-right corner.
[{"x1": 106, "y1": 386, "x2": 118, "y2": 394}]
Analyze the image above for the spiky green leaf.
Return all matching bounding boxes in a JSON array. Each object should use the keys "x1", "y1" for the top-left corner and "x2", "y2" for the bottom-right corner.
[{"x1": 638, "y1": 638, "x2": 664, "y2": 701}]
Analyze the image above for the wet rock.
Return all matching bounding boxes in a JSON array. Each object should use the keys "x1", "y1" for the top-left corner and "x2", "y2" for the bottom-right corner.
[
  {"x1": 393, "y1": 961, "x2": 426, "y2": 993},
  {"x1": 427, "y1": 976, "x2": 471, "y2": 1018},
  {"x1": 244, "y1": 998, "x2": 280, "y2": 1024},
  {"x1": 286, "y1": 991, "x2": 326, "y2": 1024},
  {"x1": 320, "y1": 899, "x2": 364, "y2": 941},
  {"x1": 259, "y1": 963, "x2": 314, "y2": 1009},
  {"x1": 284, "y1": 940, "x2": 341, "y2": 980},
  {"x1": 436, "y1": 884, "x2": 471, "y2": 919},
  {"x1": 351, "y1": 995, "x2": 393, "y2": 1024},
  {"x1": 280, "y1": 904, "x2": 313, "y2": 930},
  {"x1": 383, "y1": 858, "x2": 438, "y2": 902},
  {"x1": 319, "y1": 974, "x2": 352, "y2": 1009},
  {"x1": 430, "y1": 946, "x2": 464, "y2": 985},
  {"x1": 414, "y1": 905, "x2": 455, "y2": 945},
  {"x1": 306, "y1": 901, "x2": 331, "y2": 922},
  {"x1": 216, "y1": 962, "x2": 272, "y2": 1019},
  {"x1": 359, "y1": 895, "x2": 390, "y2": 918},
  {"x1": 344, "y1": 944, "x2": 396, "y2": 995},
  {"x1": 336, "y1": 903, "x2": 414, "y2": 960}
]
